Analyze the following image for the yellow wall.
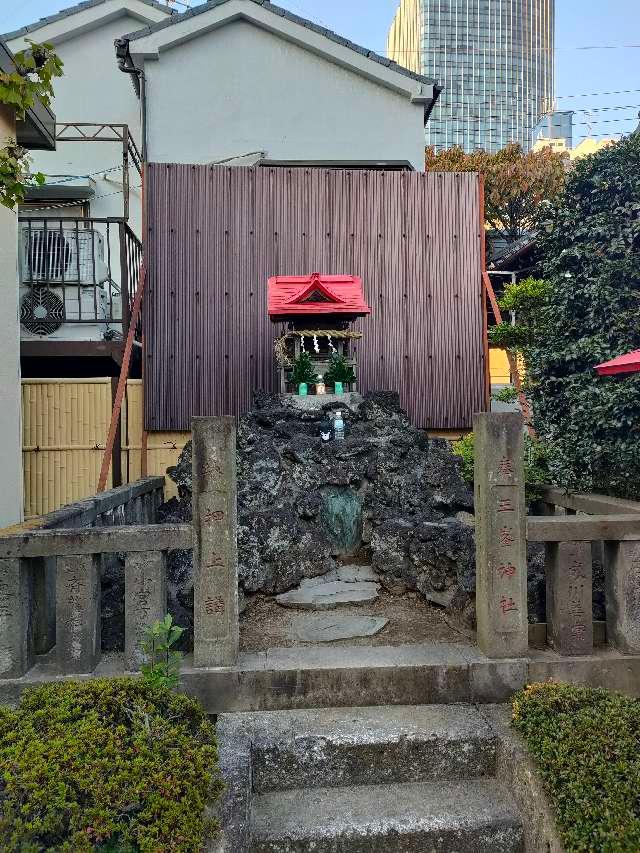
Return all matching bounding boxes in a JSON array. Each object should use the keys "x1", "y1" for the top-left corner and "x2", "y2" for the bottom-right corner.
[
  {"x1": 122, "y1": 381, "x2": 188, "y2": 500},
  {"x1": 21, "y1": 378, "x2": 188, "y2": 518},
  {"x1": 489, "y1": 348, "x2": 511, "y2": 385},
  {"x1": 22, "y1": 378, "x2": 113, "y2": 518}
]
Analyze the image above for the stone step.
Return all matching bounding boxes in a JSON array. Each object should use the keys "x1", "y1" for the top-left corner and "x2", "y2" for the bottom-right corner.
[
  {"x1": 251, "y1": 779, "x2": 523, "y2": 853},
  {"x1": 239, "y1": 704, "x2": 498, "y2": 793}
]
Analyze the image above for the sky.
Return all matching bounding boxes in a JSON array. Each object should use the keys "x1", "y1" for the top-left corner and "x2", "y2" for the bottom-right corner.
[{"x1": 2, "y1": 0, "x2": 639, "y2": 141}]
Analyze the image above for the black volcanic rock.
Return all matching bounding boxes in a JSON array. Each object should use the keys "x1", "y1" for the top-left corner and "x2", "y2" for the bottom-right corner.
[{"x1": 158, "y1": 391, "x2": 478, "y2": 640}]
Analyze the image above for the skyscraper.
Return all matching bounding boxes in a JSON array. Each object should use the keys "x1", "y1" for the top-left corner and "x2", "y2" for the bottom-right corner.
[{"x1": 387, "y1": 0, "x2": 555, "y2": 153}]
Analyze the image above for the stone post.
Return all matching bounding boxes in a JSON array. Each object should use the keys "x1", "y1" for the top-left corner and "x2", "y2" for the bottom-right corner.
[
  {"x1": 192, "y1": 417, "x2": 239, "y2": 667},
  {"x1": 56, "y1": 554, "x2": 101, "y2": 673},
  {"x1": 474, "y1": 412, "x2": 528, "y2": 658},
  {"x1": 0, "y1": 558, "x2": 33, "y2": 677},
  {"x1": 545, "y1": 542, "x2": 593, "y2": 655},
  {"x1": 124, "y1": 550, "x2": 167, "y2": 670},
  {"x1": 604, "y1": 540, "x2": 640, "y2": 654}
]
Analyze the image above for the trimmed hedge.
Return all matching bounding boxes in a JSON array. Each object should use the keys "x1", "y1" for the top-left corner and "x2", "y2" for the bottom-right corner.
[
  {"x1": 0, "y1": 678, "x2": 223, "y2": 852},
  {"x1": 512, "y1": 682, "x2": 640, "y2": 852}
]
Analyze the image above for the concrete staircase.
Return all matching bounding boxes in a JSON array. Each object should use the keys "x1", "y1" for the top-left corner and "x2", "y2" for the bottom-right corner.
[{"x1": 217, "y1": 704, "x2": 524, "y2": 852}]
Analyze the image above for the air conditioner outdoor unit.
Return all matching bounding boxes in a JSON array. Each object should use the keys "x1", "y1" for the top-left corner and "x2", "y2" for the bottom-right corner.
[{"x1": 19, "y1": 224, "x2": 109, "y2": 286}]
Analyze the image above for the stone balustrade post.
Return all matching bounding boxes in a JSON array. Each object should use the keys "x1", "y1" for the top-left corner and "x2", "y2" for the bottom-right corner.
[
  {"x1": 474, "y1": 412, "x2": 528, "y2": 658},
  {"x1": 604, "y1": 540, "x2": 640, "y2": 654},
  {"x1": 545, "y1": 541, "x2": 593, "y2": 655},
  {"x1": 56, "y1": 554, "x2": 101, "y2": 673},
  {"x1": 0, "y1": 558, "x2": 33, "y2": 677},
  {"x1": 192, "y1": 417, "x2": 239, "y2": 668},
  {"x1": 124, "y1": 550, "x2": 167, "y2": 670}
]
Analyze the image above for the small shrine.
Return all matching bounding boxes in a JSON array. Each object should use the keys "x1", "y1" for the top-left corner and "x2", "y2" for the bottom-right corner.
[{"x1": 268, "y1": 272, "x2": 371, "y2": 396}]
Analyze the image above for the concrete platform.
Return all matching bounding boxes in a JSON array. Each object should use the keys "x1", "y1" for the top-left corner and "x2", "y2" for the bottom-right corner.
[
  {"x1": 2, "y1": 642, "x2": 639, "y2": 712},
  {"x1": 251, "y1": 779, "x2": 523, "y2": 853}
]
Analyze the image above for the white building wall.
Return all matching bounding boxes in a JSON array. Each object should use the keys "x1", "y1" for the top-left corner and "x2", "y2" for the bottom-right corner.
[
  {"x1": 7, "y1": 8, "x2": 168, "y2": 230},
  {"x1": 0, "y1": 106, "x2": 23, "y2": 527},
  {"x1": 142, "y1": 20, "x2": 426, "y2": 171}
]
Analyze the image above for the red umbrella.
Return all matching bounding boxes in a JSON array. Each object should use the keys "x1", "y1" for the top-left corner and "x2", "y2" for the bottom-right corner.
[{"x1": 594, "y1": 349, "x2": 640, "y2": 376}]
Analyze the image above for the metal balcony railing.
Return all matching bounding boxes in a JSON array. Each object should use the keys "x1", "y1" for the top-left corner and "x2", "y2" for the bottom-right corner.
[{"x1": 18, "y1": 217, "x2": 142, "y2": 338}]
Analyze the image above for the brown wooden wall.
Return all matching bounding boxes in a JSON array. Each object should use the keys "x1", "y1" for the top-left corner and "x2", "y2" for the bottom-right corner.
[{"x1": 144, "y1": 164, "x2": 487, "y2": 430}]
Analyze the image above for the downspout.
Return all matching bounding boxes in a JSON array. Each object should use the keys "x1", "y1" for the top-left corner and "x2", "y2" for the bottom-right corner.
[
  {"x1": 115, "y1": 37, "x2": 147, "y2": 161},
  {"x1": 114, "y1": 36, "x2": 149, "y2": 478}
]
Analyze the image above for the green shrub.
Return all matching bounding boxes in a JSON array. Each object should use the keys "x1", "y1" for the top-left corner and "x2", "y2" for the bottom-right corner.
[
  {"x1": 512, "y1": 682, "x2": 640, "y2": 852},
  {"x1": 452, "y1": 431, "x2": 550, "y2": 500},
  {"x1": 289, "y1": 351, "x2": 318, "y2": 385},
  {"x1": 323, "y1": 353, "x2": 356, "y2": 385},
  {"x1": 141, "y1": 614, "x2": 184, "y2": 690},
  {"x1": 452, "y1": 432, "x2": 475, "y2": 484},
  {"x1": 0, "y1": 678, "x2": 223, "y2": 852}
]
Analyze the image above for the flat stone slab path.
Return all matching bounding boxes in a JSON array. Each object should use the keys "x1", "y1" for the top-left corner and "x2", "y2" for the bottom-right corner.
[
  {"x1": 300, "y1": 565, "x2": 380, "y2": 585},
  {"x1": 276, "y1": 579, "x2": 380, "y2": 610},
  {"x1": 294, "y1": 614, "x2": 388, "y2": 642}
]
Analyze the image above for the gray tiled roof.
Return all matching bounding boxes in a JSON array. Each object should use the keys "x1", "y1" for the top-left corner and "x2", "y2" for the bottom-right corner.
[
  {"x1": 122, "y1": 0, "x2": 439, "y2": 88},
  {"x1": 1, "y1": 0, "x2": 174, "y2": 42}
]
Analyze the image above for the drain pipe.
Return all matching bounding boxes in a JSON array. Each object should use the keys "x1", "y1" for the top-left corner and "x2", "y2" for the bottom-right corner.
[{"x1": 115, "y1": 37, "x2": 147, "y2": 162}]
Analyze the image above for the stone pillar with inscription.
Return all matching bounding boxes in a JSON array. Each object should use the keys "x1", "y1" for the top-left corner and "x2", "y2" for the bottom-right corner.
[
  {"x1": 545, "y1": 542, "x2": 593, "y2": 655},
  {"x1": 56, "y1": 554, "x2": 101, "y2": 673},
  {"x1": 0, "y1": 558, "x2": 33, "y2": 677},
  {"x1": 124, "y1": 550, "x2": 167, "y2": 670},
  {"x1": 604, "y1": 540, "x2": 640, "y2": 654},
  {"x1": 474, "y1": 412, "x2": 528, "y2": 658},
  {"x1": 192, "y1": 417, "x2": 239, "y2": 668}
]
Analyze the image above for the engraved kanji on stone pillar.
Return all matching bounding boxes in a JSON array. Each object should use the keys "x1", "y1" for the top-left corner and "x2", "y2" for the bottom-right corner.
[
  {"x1": 545, "y1": 541, "x2": 593, "y2": 655},
  {"x1": 56, "y1": 554, "x2": 101, "y2": 674},
  {"x1": 124, "y1": 550, "x2": 167, "y2": 671},
  {"x1": 604, "y1": 540, "x2": 640, "y2": 654},
  {"x1": 192, "y1": 417, "x2": 239, "y2": 667},
  {"x1": 474, "y1": 412, "x2": 528, "y2": 658},
  {"x1": 0, "y1": 558, "x2": 34, "y2": 677}
]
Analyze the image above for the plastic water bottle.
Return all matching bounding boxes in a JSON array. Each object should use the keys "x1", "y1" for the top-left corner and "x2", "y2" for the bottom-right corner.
[{"x1": 333, "y1": 410, "x2": 345, "y2": 441}]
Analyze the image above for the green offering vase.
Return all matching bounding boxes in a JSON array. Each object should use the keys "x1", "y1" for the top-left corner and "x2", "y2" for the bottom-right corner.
[
  {"x1": 334, "y1": 381, "x2": 344, "y2": 395},
  {"x1": 298, "y1": 383, "x2": 308, "y2": 396}
]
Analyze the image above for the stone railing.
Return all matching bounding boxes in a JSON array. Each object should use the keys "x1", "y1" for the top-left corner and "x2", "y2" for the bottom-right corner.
[
  {"x1": 4, "y1": 476, "x2": 166, "y2": 534},
  {"x1": 0, "y1": 420, "x2": 237, "y2": 681},
  {"x1": 475, "y1": 412, "x2": 640, "y2": 659}
]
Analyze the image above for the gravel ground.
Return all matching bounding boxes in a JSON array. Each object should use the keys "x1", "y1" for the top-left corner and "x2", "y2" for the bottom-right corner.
[{"x1": 240, "y1": 590, "x2": 475, "y2": 652}]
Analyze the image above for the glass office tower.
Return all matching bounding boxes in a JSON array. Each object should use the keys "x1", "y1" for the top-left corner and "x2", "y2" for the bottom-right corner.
[{"x1": 387, "y1": 0, "x2": 554, "y2": 152}]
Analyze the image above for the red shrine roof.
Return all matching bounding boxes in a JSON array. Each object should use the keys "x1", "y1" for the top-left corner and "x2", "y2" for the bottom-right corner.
[
  {"x1": 594, "y1": 349, "x2": 640, "y2": 376},
  {"x1": 268, "y1": 273, "x2": 371, "y2": 320}
]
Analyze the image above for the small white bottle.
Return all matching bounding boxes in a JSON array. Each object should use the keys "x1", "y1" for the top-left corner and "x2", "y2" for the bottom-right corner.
[{"x1": 333, "y1": 410, "x2": 345, "y2": 441}]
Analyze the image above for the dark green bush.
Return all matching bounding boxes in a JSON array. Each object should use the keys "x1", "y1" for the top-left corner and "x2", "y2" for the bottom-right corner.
[
  {"x1": 530, "y1": 131, "x2": 640, "y2": 498},
  {"x1": 0, "y1": 678, "x2": 223, "y2": 852},
  {"x1": 512, "y1": 681, "x2": 640, "y2": 852}
]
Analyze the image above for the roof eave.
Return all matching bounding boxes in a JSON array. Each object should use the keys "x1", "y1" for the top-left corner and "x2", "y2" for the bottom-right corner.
[
  {"x1": 2, "y1": 0, "x2": 173, "y2": 46},
  {"x1": 0, "y1": 41, "x2": 56, "y2": 150},
  {"x1": 123, "y1": 0, "x2": 439, "y2": 105}
]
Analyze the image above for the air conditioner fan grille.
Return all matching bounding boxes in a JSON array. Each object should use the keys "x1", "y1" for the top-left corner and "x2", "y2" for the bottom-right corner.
[{"x1": 20, "y1": 289, "x2": 64, "y2": 335}]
